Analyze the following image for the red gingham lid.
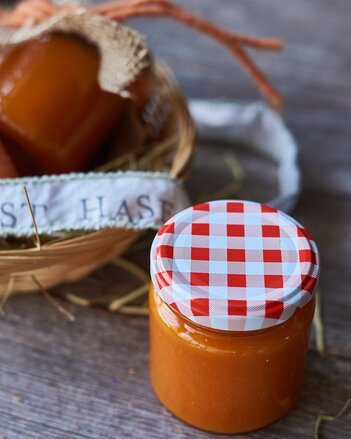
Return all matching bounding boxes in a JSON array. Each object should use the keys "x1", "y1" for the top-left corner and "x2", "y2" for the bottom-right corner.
[{"x1": 150, "y1": 200, "x2": 319, "y2": 331}]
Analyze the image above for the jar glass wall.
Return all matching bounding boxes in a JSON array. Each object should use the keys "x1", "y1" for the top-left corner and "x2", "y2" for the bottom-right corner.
[{"x1": 150, "y1": 285, "x2": 315, "y2": 434}]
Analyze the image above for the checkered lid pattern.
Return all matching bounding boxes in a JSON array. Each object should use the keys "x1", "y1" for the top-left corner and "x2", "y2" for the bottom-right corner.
[{"x1": 150, "y1": 200, "x2": 319, "y2": 331}]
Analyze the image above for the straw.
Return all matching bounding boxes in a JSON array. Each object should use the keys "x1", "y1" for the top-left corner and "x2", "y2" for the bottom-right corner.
[
  {"x1": 23, "y1": 185, "x2": 42, "y2": 250},
  {"x1": 313, "y1": 290, "x2": 326, "y2": 356},
  {"x1": 109, "y1": 283, "x2": 149, "y2": 311},
  {"x1": 32, "y1": 275, "x2": 75, "y2": 321},
  {"x1": 314, "y1": 399, "x2": 351, "y2": 439},
  {"x1": 0, "y1": 276, "x2": 15, "y2": 315}
]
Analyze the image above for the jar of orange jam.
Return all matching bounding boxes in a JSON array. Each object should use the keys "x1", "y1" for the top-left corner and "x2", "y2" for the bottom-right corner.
[
  {"x1": 0, "y1": 32, "x2": 127, "y2": 175},
  {"x1": 149, "y1": 200, "x2": 319, "y2": 434}
]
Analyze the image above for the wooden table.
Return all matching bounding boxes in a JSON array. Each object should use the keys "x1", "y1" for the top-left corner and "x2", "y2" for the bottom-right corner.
[{"x1": 0, "y1": 1, "x2": 350, "y2": 438}]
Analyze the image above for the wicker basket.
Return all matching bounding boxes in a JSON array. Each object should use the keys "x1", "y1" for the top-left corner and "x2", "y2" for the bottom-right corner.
[{"x1": 0, "y1": 62, "x2": 195, "y2": 294}]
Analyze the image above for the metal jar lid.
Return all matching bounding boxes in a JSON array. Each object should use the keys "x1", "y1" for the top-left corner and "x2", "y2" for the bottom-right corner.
[{"x1": 150, "y1": 200, "x2": 319, "y2": 331}]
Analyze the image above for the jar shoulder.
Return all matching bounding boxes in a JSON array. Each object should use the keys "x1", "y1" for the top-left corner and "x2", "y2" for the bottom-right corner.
[{"x1": 149, "y1": 285, "x2": 315, "y2": 355}]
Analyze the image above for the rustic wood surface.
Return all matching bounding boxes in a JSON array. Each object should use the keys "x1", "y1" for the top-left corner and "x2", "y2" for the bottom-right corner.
[{"x1": 0, "y1": 0, "x2": 350, "y2": 438}]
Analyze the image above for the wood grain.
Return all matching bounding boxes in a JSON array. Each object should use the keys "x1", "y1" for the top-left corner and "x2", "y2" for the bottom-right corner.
[{"x1": 0, "y1": 0, "x2": 350, "y2": 438}]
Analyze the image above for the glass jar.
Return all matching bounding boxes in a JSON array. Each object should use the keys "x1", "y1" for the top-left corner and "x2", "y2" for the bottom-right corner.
[
  {"x1": 149, "y1": 200, "x2": 319, "y2": 434},
  {"x1": 0, "y1": 32, "x2": 128, "y2": 175}
]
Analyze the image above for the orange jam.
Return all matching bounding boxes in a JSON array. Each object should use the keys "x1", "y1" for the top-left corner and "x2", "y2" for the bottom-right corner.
[
  {"x1": 149, "y1": 200, "x2": 319, "y2": 433},
  {"x1": 0, "y1": 32, "x2": 126, "y2": 175},
  {"x1": 150, "y1": 285, "x2": 315, "y2": 433}
]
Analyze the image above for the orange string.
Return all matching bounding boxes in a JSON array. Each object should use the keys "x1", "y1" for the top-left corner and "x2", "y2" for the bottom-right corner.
[
  {"x1": 0, "y1": 0, "x2": 283, "y2": 107},
  {"x1": 92, "y1": 0, "x2": 283, "y2": 50}
]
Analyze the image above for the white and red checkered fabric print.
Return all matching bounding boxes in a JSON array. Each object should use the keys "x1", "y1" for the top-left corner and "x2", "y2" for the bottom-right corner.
[{"x1": 150, "y1": 200, "x2": 319, "y2": 331}]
